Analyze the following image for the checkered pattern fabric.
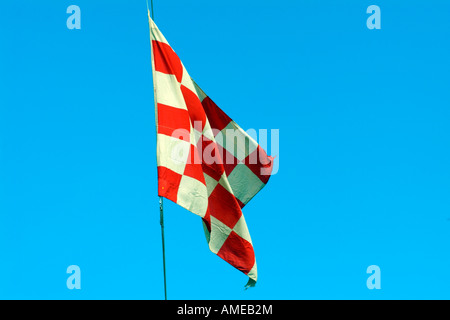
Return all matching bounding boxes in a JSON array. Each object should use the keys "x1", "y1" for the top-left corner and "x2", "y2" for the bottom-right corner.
[{"x1": 149, "y1": 16, "x2": 273, "y2": 287}]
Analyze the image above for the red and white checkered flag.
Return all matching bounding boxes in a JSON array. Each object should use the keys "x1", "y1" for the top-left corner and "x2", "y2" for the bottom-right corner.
[{"x1": 150, "y1": 17, "x2": 273, "y2": 287}]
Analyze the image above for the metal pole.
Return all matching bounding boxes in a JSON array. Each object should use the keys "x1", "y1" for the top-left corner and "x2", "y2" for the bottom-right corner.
[
  {"x1": 159, "y1": 196, "x2": 167, "y2": 300},
  {"x1": 147, "y1": 0, "x2": 166, "y2": 300},
  {"x1": 150, "y1": 0, "x2": 154, "y2": 20}
]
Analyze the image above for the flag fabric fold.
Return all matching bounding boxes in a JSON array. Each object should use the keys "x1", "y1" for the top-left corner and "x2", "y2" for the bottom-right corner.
[{"x1": 149, "y1": 16, "x2": 273, "y2": 287}]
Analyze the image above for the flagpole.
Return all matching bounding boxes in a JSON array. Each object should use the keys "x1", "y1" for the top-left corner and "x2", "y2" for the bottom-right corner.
[
  {"x1": 150, "y1": 0, "x2": 154, "y2": 20},
  {"x1": 147, "y1": 0, "x2": 167, "y2": 300},
  {"x1": 160, "y1": 196, "x2": 167, "y2": 300}
]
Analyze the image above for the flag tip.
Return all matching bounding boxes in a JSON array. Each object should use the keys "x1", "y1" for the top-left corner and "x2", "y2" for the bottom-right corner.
[{"x1": 244, "y1": 278, "x2": 256, "y2": 290}]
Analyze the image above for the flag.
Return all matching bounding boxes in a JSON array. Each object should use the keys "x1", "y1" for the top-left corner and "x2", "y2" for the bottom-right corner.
[{"x1": 149, "y1": 16, "x2": 273, "y2": 287}]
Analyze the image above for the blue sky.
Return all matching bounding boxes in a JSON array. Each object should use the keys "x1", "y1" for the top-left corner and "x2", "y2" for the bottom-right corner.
[{"x1": 1, "y1": 0, "x2": 450, "y2": 299}]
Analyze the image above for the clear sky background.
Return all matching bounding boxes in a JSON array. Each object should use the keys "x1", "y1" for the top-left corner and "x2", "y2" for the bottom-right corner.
[{"x1": 1, "y1": 0, "x2": 449, "y2": 299}]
